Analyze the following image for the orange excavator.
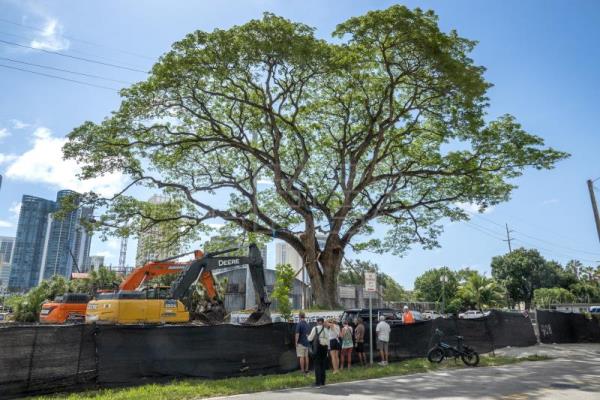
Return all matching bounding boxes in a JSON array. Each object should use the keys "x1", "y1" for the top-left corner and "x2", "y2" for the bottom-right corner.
[{"x1": 87, "y1": 244, "x2": 271, "y2": 325}]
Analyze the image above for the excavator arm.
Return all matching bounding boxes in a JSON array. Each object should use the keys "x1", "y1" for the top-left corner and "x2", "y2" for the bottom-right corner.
[
  {"x1": 119, "y1": 250, "x2": 204, "y2": 291},
  {"x1": 169, "y1": 244, "x2": 271, "y2": 325}
]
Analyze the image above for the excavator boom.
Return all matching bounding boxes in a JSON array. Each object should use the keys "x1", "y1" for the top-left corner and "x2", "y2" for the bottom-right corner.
[
  {"x1": 119, "y1": 250, "x2": 204, "y2": 291},
  {"x1": 170, "y1": 244, "x2": 271, "y2": 325}
]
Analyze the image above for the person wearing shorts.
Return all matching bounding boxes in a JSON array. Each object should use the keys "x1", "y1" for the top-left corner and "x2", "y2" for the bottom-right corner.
[
  {"x1": 340, "y1": 319, "x2": 354, "y2": 370},
  {"x1": 376, "y1": 315, "x2": 391, "y2": 366},
  {"x1": 354, "y1": 317, "x2": 366, "y2": 366},
  {"x1": 327, "y1": 318, "x2": 341, "y2": 374},
  {"x1": 295, "y1": 311, "x2": 310, "y2": 375}
]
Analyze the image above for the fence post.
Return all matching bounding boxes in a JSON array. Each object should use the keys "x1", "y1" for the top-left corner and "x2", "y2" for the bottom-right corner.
[
  {"x1": 75, "y1": 324, "x2": 86, "y2": 383},
  {"x1": 26, "y1": 327, "x2": 39, "y2": 391},
  {"x1": 484, "y1": 313, "x2": 496, "y2": 357}
]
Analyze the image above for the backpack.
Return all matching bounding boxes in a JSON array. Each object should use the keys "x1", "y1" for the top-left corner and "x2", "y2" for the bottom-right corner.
[{"x1": 309, "y1": 326, "x2": 323, "y2": 357}]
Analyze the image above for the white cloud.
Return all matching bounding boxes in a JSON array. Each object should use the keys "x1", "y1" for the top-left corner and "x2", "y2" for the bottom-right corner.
[
  {"x1": 456, "y1": 202, "x2": 494, "y2": 215},
  {"x1": 9, "y1": 202, "x2": 21, "y2": 219},
  {"x1": 4, "y1": 127, "x2": 126, "y2": 197},
  {"x1": 0, "y1": 128, "x2": 10, "y2": 141},
  {"x1": 32, "y1": 126, "x2": 51, "y2": 139},
  {"x1": 0, "y1": 220, "x2": 12, "y2": 228},
  {"x1": 106, "y1": 238, "x2": 121, "y2": 250},
  {"x1": 0, "y1": 153, "x2": 17, "y2": 165},
  {"x1": 30, "y1": 18, "x2": 70, "y2": 51},
  {"x1": 11, "y1": 120, "x2": 30, "y2": 129}
]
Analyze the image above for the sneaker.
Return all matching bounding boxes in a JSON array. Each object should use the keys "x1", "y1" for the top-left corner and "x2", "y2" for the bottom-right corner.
[{"x1": 378, "y1": 361, "x2": 385, "y2": 366}]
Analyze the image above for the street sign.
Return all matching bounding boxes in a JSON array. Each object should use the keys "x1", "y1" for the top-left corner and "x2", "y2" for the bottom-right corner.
[{"x1": 364, "y1": 272, "x2": 377, "y2": 292}]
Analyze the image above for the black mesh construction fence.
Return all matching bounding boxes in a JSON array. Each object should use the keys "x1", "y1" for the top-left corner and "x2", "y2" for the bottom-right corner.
[
  {"x1": 0, "y1": 324, "x2": 96, "y2": 398},
  {"x1": 382, "y1": 310, "x2": 536, "y2": 360},
  {"x1": 537, "y1": 310, "x2": 600, "y2": 344},
  {"x1": 0, "y1": 311, "x2": 536, "y2": 398},
  {"x1": 94, "y1": 323, "x2": 297, "y2": 383}
]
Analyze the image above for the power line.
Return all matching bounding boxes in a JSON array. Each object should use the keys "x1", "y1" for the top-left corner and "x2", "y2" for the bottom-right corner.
[
  {"x1": 0, "y1": 56, "x2": 133, "y2": 85},
  {"x1": 470, "y1": 213, "x2": 600, "y2": 257},
  {"x1": 0, "y1": 18, "x2": 154, "y2": 61},
  {"x1": 465, "y1": 218, "x2": 600, "y2": 263},
  {"x1": 0, "y1": 63, "x2": 118, "y2": 91},
  {"x1": 0, "y1": 38, "x2": 148, "y2": 73},
  {"x1": 0, "y1": 29, "x2": 149, "y2": 69},
  {"x1": 464, "y1": 221, "x2": 505, "y2": 241}
]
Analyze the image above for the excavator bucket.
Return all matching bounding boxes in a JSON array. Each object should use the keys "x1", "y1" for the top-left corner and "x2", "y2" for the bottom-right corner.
[
  {"x1": 243, "y1": 308, "x2": 272, "y2": 325},
  {"x1": 196, "y1": 302, "x2": 227, "y2": 325}
]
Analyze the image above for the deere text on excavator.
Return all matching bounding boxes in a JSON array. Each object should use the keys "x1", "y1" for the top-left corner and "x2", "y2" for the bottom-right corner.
[{"x1": 85, "y1": 244, "x2": 271, "y2": 325}]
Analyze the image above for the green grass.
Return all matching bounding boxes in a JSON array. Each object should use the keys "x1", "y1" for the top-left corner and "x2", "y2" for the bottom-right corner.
[{"x1": 35, "y1": 354, "x2": 550, "y2": 400}]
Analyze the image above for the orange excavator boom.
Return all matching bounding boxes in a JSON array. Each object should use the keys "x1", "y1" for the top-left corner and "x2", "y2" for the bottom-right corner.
[{"x1": 119, "y1": 250, "x2": 204, "y2": 291}]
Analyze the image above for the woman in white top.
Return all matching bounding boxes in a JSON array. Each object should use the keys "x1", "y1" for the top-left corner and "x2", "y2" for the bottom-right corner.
[{"x1": 327, "y1": 318, "x2": 341, "y2": 374}]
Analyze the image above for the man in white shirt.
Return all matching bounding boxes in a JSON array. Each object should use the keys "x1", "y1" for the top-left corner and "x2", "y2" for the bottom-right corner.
[{"x1": 375, "y1": 315, "x2": 391, "y2": 365}]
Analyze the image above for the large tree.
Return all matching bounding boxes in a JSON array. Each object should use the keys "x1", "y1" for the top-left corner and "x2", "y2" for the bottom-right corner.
[
  {"x1": 64, "y1": 6, "x2": 566, "y2": 307},
  {"x1": 491, "y1": 248, "x2": 561, "y2": 309}
]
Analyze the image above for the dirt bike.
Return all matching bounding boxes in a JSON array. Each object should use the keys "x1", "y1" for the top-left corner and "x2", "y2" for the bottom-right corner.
[{"x1": 427, "y1": 328, "x2": 480, "y2": 366}]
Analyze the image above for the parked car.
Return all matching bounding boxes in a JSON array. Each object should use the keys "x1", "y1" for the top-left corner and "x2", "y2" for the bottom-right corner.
[
  {"x1": 459, "y1": 310, "x2": 490, "y2": 319},
  {"x1": 340, "y1": 308, "x2": 424, "y2": 325},
  {"x1": 422, "y1": 310, "x2": 442, "y2": 320},
  {"x1": 589, "y1": 306, "x2": 600, "y2": 314},
  {"x1": 340, "y1": 308, "x2": 401, "y2": 325}
]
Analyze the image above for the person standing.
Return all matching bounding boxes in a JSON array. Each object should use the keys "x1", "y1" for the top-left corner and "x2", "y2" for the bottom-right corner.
[
  {"x1": 308, "y1": 317, "x2": 329, "y2": 387},
  {"x1": 340, "y1": 319, "x2": 354, "y2": 370},
  {"x1": 402, "y1": 305, "x2": 415, "y2": 325},
  {"x1": 354, "y1": 317, "x2": 366, "y2": 366},
  {"x1": 295, "y1": 311, "x2": 310, "y2": 375},
  {"x1": 327, "y1": 318, "x2": 341, "y2": 374},
  {"x1": 375, "y1": 315, "x2": 391, "y2": 366}
]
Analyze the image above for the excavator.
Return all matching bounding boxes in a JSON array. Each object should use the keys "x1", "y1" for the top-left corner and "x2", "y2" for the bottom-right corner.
[{"x1": 85, "y1": 244, "x2": 271, "y2": 325}]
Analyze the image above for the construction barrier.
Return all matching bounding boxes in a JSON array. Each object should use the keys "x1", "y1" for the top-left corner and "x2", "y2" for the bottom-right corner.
[
  {"x1": 0, "y1": 310, "x2": 535, "y2": 398},
  {"x1": 537, "y1": 310, "x2": 600, "y2": 343},
  {"x1": 0, "y1": 324, "x2": 96, "y2": 398}
]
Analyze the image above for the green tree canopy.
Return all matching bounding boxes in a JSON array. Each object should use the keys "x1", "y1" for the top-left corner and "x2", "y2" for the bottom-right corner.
[
  {"x1": 491, "y1": 248, "x2": 561, "y2": 309},
  {"x1": 272, "y1": 263, "x2": 295, "y2": 320},
  {"x1": 414, "y1": 266, "x2": 459, "y2": 304},
  {"x1": 533, "y1": 287, "x2": 576, "y2": 309},
  {"x1": 63, "y1": 6, "x2": 567, "y2": 307},
  {"x1": 458, "y1": 272, "x2": 505, "y2": 311}
]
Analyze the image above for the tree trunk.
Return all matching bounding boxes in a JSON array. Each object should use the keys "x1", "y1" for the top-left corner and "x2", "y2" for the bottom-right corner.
[{"x1": 301, "y1": 232, "x2": 344, "y2": 309}]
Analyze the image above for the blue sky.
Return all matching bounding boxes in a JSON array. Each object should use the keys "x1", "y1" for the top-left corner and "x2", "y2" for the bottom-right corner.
[{"x1": 0, "y1": 0, "x2": 599, "y2": 289}]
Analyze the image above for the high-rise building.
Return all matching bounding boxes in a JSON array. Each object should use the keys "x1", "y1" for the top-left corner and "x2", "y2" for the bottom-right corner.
[
  {"x1": 8, "y1": 191, "x2": 93, "y2": 291},
  {"x1": 87, "y1": 255, "x2": 105, "y2": 271},
  {"x1": 275, "y1": 234, "x2": 327, "y2": 274},
  {"x1": 0, "y1": 236, "x2": 15, "y2": 289},
  {"x1": 135, "y1": 195, "x2": 180, "y2": 266},
  {"x1": 9, "y1": 195, "x2": 57, "y2": 290},
  {"x1": 39, "y1": 191, "x2": 93, "y2": 282},
  {"x1": 275, "y1": 234, "x2": 326, "y2": 309}
]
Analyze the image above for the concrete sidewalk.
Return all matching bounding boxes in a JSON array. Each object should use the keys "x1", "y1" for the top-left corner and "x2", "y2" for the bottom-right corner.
[{"x1": 211, "y1": 343, "x2": 600, "y2": 400}]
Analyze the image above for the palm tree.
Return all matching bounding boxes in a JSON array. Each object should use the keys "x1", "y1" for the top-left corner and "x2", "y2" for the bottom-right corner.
[{"x1": 458, "y1": 273, "x2": 505, "y2": 311}]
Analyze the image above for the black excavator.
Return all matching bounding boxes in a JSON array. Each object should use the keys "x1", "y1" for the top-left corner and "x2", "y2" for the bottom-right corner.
[{"x1": 170, "y1": 243, "x2": 272, "y2": 325}]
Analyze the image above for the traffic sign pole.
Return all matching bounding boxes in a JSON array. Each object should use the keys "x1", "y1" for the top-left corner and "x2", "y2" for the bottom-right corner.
[{"x1": 364, "y1": 272, "x2": 377, "y2": 366}]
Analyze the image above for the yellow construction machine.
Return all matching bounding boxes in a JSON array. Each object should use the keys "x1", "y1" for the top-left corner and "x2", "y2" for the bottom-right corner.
[{"x1": 85, "y1": 244, "x2": 271, "y2": 325}]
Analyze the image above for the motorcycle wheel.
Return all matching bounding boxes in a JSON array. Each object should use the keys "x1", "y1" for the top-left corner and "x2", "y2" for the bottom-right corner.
[
  {"x1": 461, "y1": 350, "x2": 480, "y2": 366},
  {"x1": 427, "y1": 347, "x2": 445, "y2": 363}
]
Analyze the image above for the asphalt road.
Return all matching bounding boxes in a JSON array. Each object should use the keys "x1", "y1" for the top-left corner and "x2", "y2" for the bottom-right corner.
[{"x1": 211, "y1": 344, "x2": 600, "y2": 400}]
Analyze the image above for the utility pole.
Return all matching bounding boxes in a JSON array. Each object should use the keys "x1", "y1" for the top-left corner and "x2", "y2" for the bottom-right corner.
[
  {"x1": 504, "y1": 223, "x2": 513, "y2": 253},
  {"x1": 587, "y1": 179, "x2": 600, "y2": 243}
]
